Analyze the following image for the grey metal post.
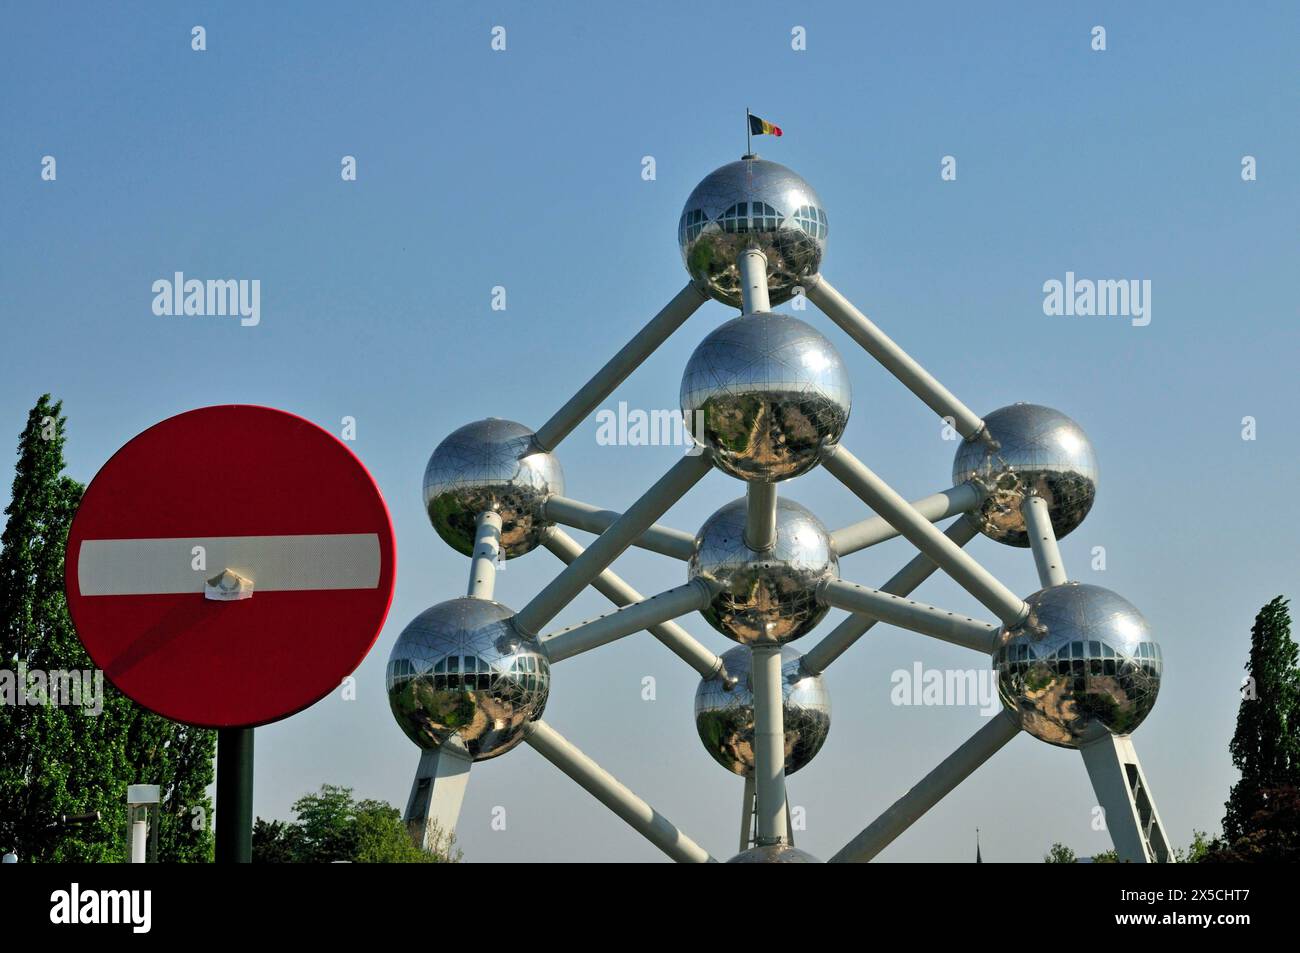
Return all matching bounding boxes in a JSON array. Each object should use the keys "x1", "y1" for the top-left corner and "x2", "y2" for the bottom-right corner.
[
  {"x1": 818, "y1": 578, "x2": 1000, "y2": 653},
  {"x1": 467, "y1": 510, "x2": 502, "y2": 599},
  {"x1": 745, "y1": 481, "x2": 778, "y2": 551},
  {"x1": 830, "y1": 709, "x2": 1021, "y2": 863},
  {"x1": 542, "y1": 495, "x2": 695, "y2": 560},
  {"x1": 738, "y1": 248, "x2": 771, "y2": 314},
  {"x1": 1080, "y1": 734, "x2": 1172, "y2": 863},
  {"x1": 540, "y1": 526, "x2": 724, "y2": 679},
  {"x1": 1021, "y1": 495, "x2": 1068, "y2": 588},
  {"x1": 752, "y1": 643, "x2": 789, "y2": 844},
  {"x1": 514, "y1": 452, "x2": 712, "y2": 636},
  {"x1": 523, "y1": 720, "x2": 716, "y2": 863},
  {"x1": 540, "y1": 580, "x2": 712, "y2": 663},
  {"x1": 830, "y1": 482, "x2": 983, "y2": 556},
  {"x1": 823, "y1": 446, "x2": 1028, "y2": 626},
  {"x1": 803, "y1": 518, "x2": 979, "y2": 675},
  {"x1": 807, "y1": 276, "x2": 985, "y2": 439},
  {"x1": 403, "y1": 747, "x2": 472, "y2": 853},
  {"x1": 534, "y1": 282, "x2": 708, "y2": 451},
  {"x1": 739, "y1": 775, "x2": 756, "y2": 852}
]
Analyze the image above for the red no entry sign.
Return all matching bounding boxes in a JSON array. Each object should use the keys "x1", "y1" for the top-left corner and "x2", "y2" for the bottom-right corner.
[{"x1": 65, "y1": 405, "x2": 396, "y2": 728}]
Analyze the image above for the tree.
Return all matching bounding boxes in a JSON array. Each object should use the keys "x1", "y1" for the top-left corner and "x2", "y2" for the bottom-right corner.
[
  {"x1": 1044, "y1": 843, "x2": 1076, "y2": 863},
  {"x1": 1202, "y1": 785, "x2": 1300, "y2": 862},
  {"x1": 253, "y1": 784, "x2": 459, "y2": 863},
  {"x1": 0, "y1": 396, "x2": 215, "y2": 861},
  {"x1": 1223, "y1": 597, "x2": 1300, "y2": 842}
]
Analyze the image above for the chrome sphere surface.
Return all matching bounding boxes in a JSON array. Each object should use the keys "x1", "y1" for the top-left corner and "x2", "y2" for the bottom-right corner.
[
  {"x1": 679, "y1": 157, "x2": 827, "y2": 307},
  {"x1": 993, "y1": 584, "x2": 1161, "y2": 749},
  {"x1": 689, "y1": 497, "x2": 838, "y2": 644},
  {"x1": 681, "y1": 313, "x2": 850, "y2": 482},
  {"x1": 386, "y1": 597, "x2": 550, "y2": 761},
  {"x1": 953, "y1": 403, "x2": 1098, "y2": 547},
  {"x1": 727, "y1": 844, "x2": 822, "y2": 863},
  {"x1": 423, "y1": 418, "x2": 563, "y2": 558},
  {"x1": 694, "y1": 645, "x2": 831, "y2": 776}
]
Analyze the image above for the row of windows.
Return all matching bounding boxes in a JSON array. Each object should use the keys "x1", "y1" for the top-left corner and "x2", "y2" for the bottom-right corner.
[
  {"x1": 1001, "y1": 657, "x2": 1161, "y2": 680},
  {"x1": 390, "y1": 655, "x2": 546, "y2": 694},
  {"x1": 996, "y1": 640, "x2": 1162, "y2": 665},
  {"x1": 678, "y1": 204, "x2": 828, "y2": 242}
]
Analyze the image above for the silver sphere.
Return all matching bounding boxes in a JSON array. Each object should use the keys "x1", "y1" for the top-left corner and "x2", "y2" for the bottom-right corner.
[
  {"x1": 695, "y1": 645, "x2": 831, "y2": 777},
  {"x1": 679, "y1": 157, "x2": 827, "y2": 308},
  {"x1": 953, "y1": 403, "x2": 1098, "y2": 547},
  {"x1": 689, "y1": 497, "x2": 838, "y2": 644},
  {"x1": 386, "y1": 597, "x2": 550, "y2": 761},
  {"x1": 681, "y1": 313, "x2": 850, "y2": 482},
  {"x1": 727, "y1": 844, "x2": 822, "y2": 863},
  {"x1": 423, "y1": 418, "x2": 563, "y2": 558},
  {"x1": 993, "y1": 584, "x2": 1161, "y2": 749}
]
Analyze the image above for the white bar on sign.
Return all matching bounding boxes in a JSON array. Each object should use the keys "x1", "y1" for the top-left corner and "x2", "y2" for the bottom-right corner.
[{"x1": 77, "y1": 533, "x2": 382, "y2": 596}]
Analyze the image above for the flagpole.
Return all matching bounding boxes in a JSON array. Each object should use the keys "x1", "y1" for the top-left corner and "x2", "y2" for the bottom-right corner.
[{"x1": 746, "y1": 107, "x2": 751, "y2": 156}]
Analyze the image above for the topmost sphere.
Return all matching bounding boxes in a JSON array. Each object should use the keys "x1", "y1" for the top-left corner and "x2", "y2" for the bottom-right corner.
[{"x1": 678, "y1": 157, "x2": 826, "y2": 308}]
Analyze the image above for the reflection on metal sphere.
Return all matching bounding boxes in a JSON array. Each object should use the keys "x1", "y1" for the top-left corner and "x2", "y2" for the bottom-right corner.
[
  {"x1": 681, "y1": 313, "x2": 850, "y2": 482},
  {"x1": 387, "y1": 597, "x2": 549, "y2": 760},
  {"x1": 953, "y1": 403, "x2": 1097, "y2": 547},
  {"x1": 727, "y1": 844, "x2": 822, "y2": 863},
  {"x1": 423, "y1": 418, "x2": 563, "y2": 558},
  {"x1": 679, "y1": 157, "x2": 827, "y2": 308},
  {"x1": 993, "y1": 584, "x2": 1160, "y2": 749},
  {"x1": 690, "y1": 497, "x2": 838, "y2": 644},
  {"x1": 694, "y1": 645, "x2": 831, "y2": 777}
]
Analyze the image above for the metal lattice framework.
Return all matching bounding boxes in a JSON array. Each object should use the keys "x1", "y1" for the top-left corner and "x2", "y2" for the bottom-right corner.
[{"x1": 387, "y1": 155, "x2": 1171, "y2": 863}]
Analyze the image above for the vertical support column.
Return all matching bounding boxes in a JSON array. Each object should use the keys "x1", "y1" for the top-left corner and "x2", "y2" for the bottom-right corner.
[
  {"x1": 739, "y1": 775, "x2": 756, "y2": 852},
  {"x1": 738, "y1": 248, "x2": 770, "y2": 314},
  {"x1": 404, "y1": 747, "x2": 472, "y2": 853},
  {"x1": 1021, "y1": 495, "x2": 1067, "y2": 588},
  {"x1": 1080, "y1": 734, "x2": 1171, "y2": 863},
  {"x1": 745, "y1": 481, "x2": 778, "y2": 551},
  {"x1": 467, "y1": 510, "x2": 503, "y2": 599},
  {"x1": 751, "y1": 643, "x2": 788, "y2": 844},
  {"x1": 215, "y1": 727, "x2": 254, "y2": 863}
]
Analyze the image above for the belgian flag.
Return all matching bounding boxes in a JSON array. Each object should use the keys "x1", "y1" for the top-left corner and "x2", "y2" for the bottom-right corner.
[{"x1": 748, "y1": 113, "x2": 782, "y2": 137}]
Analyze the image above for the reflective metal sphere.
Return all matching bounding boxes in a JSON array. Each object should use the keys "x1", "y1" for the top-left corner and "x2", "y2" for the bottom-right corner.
[
  {"x1": 695, "y1": 645, "x2": 831, "y2": 777},
  {"x1": 689, "y1": 497, "x2": 838, "y2": 644},
  {"x1": 681, "y1": 313, "x2": 850, "y2": 482},
  {"x1": 993, "y1": 584, "x2": 1161, "y2": 749},
  {"x1": 423, "y1": 418, "x2": 563, "y2": 558},
  {"x1": 386, "y1": 597, "x2": 550, "y2": 760},
  {"x1": 727, "y1": 844, "x2": 822, "y2": 863},
  {"x1": 953, "y1": 403, "x2": 1098, "y2": 547},
  {"x1": 679, "y1": 157, "x2": 827, "y2": 308}
]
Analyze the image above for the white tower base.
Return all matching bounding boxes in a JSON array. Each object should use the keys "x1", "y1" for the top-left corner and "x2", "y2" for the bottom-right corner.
[
  {"x1": 1080, "y1": 733, "x2": 1171, "y2": 862},
  {"x1": 403, "y1": 748, "x2": 472, "y2": 853}
]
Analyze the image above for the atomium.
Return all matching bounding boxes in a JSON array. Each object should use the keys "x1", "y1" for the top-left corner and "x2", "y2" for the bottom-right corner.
[
  {"x1": 953, "y1": 403, "x2": 1098, "y2": 547},
  {"x1": 694, "y1": 644, "x2": 831, "y2": 776},
  {"x1": 689, "y1": 497, "x2": 838, "y2": 644},
  {"x1": 681, "y1": 312, "x2": 851, "y2": 482},
  {"x1": 394, "y1": 146, "x2": 1171, "y2": 864},
  {"x1": 423, "y1": 418, "x2": 563, "y2": 558},
  {"x1": 993, "y1": 584, "x2": 1160, "y2": 749},
  {"x1": 386, "y1": 597, "x2": 550, "y2": 760},
  {"x1": 679, "y1": 157, "x2": 827, "y2": 308}
]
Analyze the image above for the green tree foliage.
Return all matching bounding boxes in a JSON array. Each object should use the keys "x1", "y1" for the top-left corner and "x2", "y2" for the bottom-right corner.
[
  {"x1": 1202, "y1": 785, "x2": 1300, "y2": 861},
  {"x1": 1043, "y1": 842, "x2": 1076, "y2": 863},
  {"x1": 252, "y1": 784, "x2": 459, "y2": 863},
  {"x1": 1223, "y1": 596, "x2": 1300, "y2": 842},
  {"x1": 0, "y1": 396, "x2": 215, "y2": 861}
]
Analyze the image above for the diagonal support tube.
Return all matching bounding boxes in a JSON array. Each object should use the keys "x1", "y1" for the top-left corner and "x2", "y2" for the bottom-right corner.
[
  {"x1": 818, "y1": 578, "x2": 1000, "y2": 654},
  {"x1": 540, "y1": 527, "x2": 724, "y2": 678},
  {"x1": 543, "y1": 495, "x2": 695, "y2": 561},
  {"x1": 823, "y1": 446, "x2": 1028, "y2": 627},
  {"x1": 830, "y1": 709, "x2": 1021, "y2": 863},
  {"x1": 514, "y1": 452, "x2": 712, "y2": 636},
  {"x1": 807, "y1": 276, "x2": 985, "y2": 440},
  {"x1": 830, "y1": 483, "x2": 983, "y2": 556},
  {"x1": 803, "y1": 518, "x2": 979, "y2": 675},
  {"x1": 1021, "y1": 495, "x2": 1068, "y2": 588},
  {"x1": 534, "y1": 282, "x2": 708, "y2": 451},
  {"x1": 540, "y1": 580, "x2": 713, "y2": 663},
  {"x1": 523, "y1": 720, "x2": 716, "y2": 863}
]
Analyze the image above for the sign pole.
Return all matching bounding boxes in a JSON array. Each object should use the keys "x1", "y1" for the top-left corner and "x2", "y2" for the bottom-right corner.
[{"x1": 215, "y1": 726, "x2": 254, "y2": 862}]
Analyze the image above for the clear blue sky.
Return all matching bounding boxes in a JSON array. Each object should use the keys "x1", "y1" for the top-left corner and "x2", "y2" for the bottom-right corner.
[{"x1": 2, "y1": 1, "x2": 1297, "y2": 861}]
